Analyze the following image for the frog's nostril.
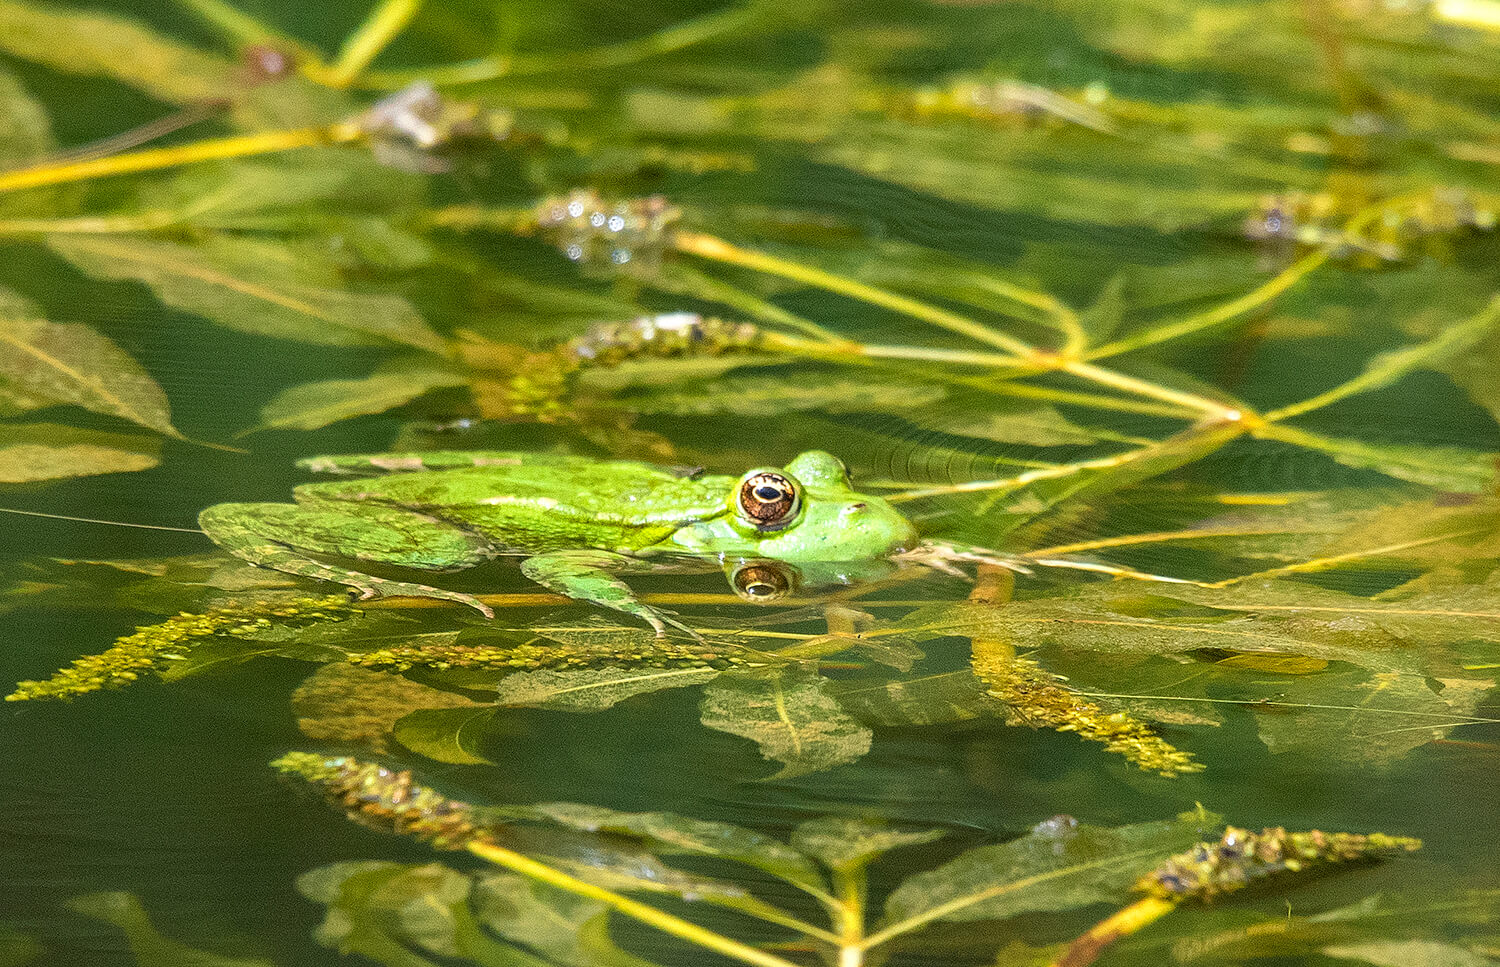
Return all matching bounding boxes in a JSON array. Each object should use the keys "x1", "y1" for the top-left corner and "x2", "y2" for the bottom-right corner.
[{"x1": 849, "y1": 502, "x2": 866, "y2": 511}]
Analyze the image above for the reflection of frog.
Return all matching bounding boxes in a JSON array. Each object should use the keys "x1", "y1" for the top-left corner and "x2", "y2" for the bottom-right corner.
[{"x1": 199, "y1": 450, "x2": 919, "y2": 637}]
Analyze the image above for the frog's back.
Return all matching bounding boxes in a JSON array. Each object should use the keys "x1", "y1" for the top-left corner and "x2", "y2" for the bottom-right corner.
[{"x1": 295, "y1": 453, "x2": 732, "y2": 554}]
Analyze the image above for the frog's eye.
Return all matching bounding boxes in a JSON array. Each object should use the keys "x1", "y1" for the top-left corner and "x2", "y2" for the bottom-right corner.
[
  {"x1": 730, "y1": 561, "x2": 797, "y2": 601},
  {"x1": 736, "y1": 471, "x2": 800, "y2": 530}
]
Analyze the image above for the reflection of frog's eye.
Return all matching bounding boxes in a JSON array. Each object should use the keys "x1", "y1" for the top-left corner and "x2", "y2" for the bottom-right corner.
[
  {"x1": 731, "y1": 562, "x2": 796, "y2": 601},
  {"x1": 736, "y1": 471, "x2": 800, "y2": 530}
]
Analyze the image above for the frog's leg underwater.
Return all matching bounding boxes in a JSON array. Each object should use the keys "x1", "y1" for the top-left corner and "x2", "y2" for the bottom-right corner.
[
  {"x1": 198, "y1": 501, "x2": 498, "y2": 616},
  {"x1": 520, "y1": 549, "x2": 700, "y2": 639}
]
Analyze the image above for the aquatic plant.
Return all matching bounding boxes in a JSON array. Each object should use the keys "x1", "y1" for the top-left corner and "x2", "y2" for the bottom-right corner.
[{"x1": 276, "y1": 751, "x2": 1422, "y2": 967}]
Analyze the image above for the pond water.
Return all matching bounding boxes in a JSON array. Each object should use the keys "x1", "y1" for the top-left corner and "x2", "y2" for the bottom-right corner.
[{"x1": 2, "y1": 1, "x2": 1499, "y2": 966}]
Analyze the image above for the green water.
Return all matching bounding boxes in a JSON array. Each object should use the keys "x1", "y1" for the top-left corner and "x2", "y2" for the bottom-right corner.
[{"x1": 3, "y1": 1, "x2": 1500, "y2": 965}]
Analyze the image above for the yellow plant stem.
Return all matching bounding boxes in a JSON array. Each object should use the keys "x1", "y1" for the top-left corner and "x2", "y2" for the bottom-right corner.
[
  {"x1": 886, "y1": 444, "x2": 1165, "y2": 502},
  {"x1": 1051, "y1": 896, "x2": 1178, "y2": 967},
  {"x1": 1058, "y1": 358, "x2": 1244, "y2": 420},
  {"x1": 675, "y1": 231, "x2": 1244, "y2": 420},
  {"x1": 169, "y1": 0, "x2": 326, "y2": 67},
  {"x1": 325, "y1": 0, "x2": 425, "y2": 89},
  {"x1": 466, "y1": 840, "x2": 806, "y2": 967},
  {"x1": 359, "y1": 1, "x2": 759, "y2": 88},
  {"x1": 0, "y1": 124, "x2": 364, "y2": 195},
  {"x1": 1025, "y1": 526, "x2": 1315, "y2": 558},
  {"x1": 674, "y1": 230, "x2": 1037, "y2": 357}
]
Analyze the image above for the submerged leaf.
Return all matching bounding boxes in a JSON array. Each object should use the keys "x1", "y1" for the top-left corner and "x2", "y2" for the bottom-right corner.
[
  {"x1": 49, "y1": 235, "x2": 447, "y2": 352},
  {"x1": 882, "y1": 809, "x2": 1219, "y2": 929},
  {"x1": 698, "y1": 667, "x2": 872, "y2": 779},
  {"x1": 494, "y1": 664, "x2": 722, "y2": 711},
  {"x1": 298, "y1": 861, "x2": 551, "y2": 967},
  {"x1": 67, "y1": 892, "x2": 271, "y2": 967},
  {"x1": 0, "y1": 423, "x2": 160, "y2": 483},
  {"x1": 251, "y1": 363, "x2": 467, "y2": 433},
  {"x1": 392, "y1": 705, "x2": 499, "y2": 765},
  {"x1": 0, "y1": 288, "x2": 179, "y2": 437}
]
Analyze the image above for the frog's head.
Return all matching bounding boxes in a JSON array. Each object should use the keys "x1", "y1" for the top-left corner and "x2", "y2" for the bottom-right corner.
[{"x1": 676, "y1": 451, "x2": 918, "y2": 562}]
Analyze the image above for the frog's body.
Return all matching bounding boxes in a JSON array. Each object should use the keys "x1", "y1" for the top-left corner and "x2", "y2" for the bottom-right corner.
[{"x1": 198, "y1": 450, "x2": 918, "y2": 636}]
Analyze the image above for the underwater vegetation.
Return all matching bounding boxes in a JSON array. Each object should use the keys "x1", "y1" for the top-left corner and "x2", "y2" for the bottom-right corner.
[{"x1": 2, "y1": 0, "x2": 1500, "y2": 965}]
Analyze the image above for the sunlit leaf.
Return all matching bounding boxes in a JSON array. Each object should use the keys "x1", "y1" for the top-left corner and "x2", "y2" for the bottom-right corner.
[
  {"x1": 250, "y1": 362, "x2": 467, "y2": 433},
  {"x1": 881, "y1": 809, "x2": 1219, "y2": 929},
  {"x1": 49, "y1": 234, "x2": 448, "y2": 352},
  {"x1": 66, "y1": 892, "x2": 271, "y2": 967},
  {"x1": 0, "y1": 288, "x2": 180, "y2": 437},
  {"x1": 495, "y1": 664, "x2": 722, "y2": 711},
  {"x1": 698, "y1": 667, "x2": 872, "y2": 778},
  {"x1": 0, "y1": 423, "x2": 160, "y2": 482}
]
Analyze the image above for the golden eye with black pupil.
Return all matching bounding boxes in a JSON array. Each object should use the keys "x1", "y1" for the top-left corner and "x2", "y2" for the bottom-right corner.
[
  {"x1": 731, "y1": 562, "x2": 795, "y2": 601},
  {"x1": 736, "y1": 471, "x2": 799, "y2": 530}
]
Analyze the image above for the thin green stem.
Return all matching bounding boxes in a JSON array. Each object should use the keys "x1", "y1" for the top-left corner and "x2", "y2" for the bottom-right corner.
[
  {"x1": 0, "y1": 124, "x2": 364, "y2": 195},
  {"x1": 359, "y1": 2, "x2": 760, "y2": 88},
  {"x1": 467, "y1": 840, "x2": 804, "y2": 967},
  {"x1": 326, "y1": 0, "x2": 425, "y2": 89},
  {"x1": 170, "y1": 0, "x2": 326, "y2": 65},
  {"x1": 674, "y1": 230, "x2": 1036, "y2": 357}
]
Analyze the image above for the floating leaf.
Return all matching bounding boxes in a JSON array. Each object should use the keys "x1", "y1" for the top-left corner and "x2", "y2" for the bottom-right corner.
[
  {"x1": 49, "y1": 234, "x2": 448, "y2": 352},
  {"x1": 698, "y1": 667, "x2": 872, "y2": 778},
  {"x1": 66, "y1": 892, "x2": 271, "y2": 967},
  {"x1": 882, "y1": 809, "x2": 1219, "y2": 929},
  {"x1": 495, "y1": 664, "x2": 722, "y2": 711},
  {"x1": 392, "y1": 705, "x2": 499, "y2": 765},
  {"x1": 0, "y1": 423, "x2": 160, "y2": 483},
  {"x1": 250, "y1": 362, "x2": 467, "y2": 433},
  {"x1": 0, "y1": 288, "x2": 179, "y2": 437}
]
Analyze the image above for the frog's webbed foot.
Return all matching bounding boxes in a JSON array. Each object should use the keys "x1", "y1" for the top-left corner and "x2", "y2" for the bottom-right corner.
[
  {"x1": 347, "y1": 579, "x2": 496, "y2": 618},
  {"x1": 521, "y1": 550, "x2": 701, "y2": 640},
  {"x1": 896, "y1": 540, "x2": 1034, "y2": 577},
  {"x1": 199, "y1": 502, "x2": 496, "y2": 617}
]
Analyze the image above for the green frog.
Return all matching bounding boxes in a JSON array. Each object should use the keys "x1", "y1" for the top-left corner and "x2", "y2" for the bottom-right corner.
[{"x1": 199, "y1": 449, "x2": 937, "y2": 637}]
